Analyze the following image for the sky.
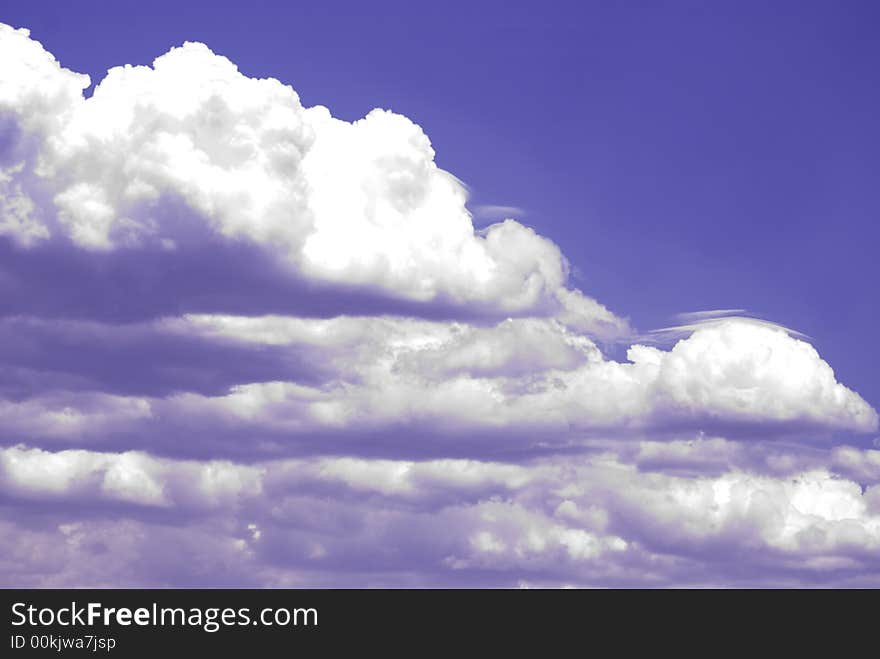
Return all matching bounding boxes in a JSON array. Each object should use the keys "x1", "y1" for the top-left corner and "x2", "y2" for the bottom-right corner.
[{"x1": 0, "y1": 1, "x2": 878, "y2": 587}]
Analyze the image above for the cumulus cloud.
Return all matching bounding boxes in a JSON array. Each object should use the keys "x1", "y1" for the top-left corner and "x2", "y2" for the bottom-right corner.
[
  {"x1": 0, "y1": 22, "x2": 877, "y2": 587},
  {"x1": 0, "y1": 23, "x2": 627, "y2": 337},
  {"x1": 0, "y1": 445, "x2": 261, "y2": 509},
  {"x1": 146, "y1": 317, "x2": 880, "y2": 441},
  {"x1": 623, "y1": 320, "x2": 876, "y2": 433},
  {"x1": 4, "y1": 445, "x2": 880, "y2": 586},
  {"x1": 0, "y1": 317, "x2": 873, "y2": 460}
]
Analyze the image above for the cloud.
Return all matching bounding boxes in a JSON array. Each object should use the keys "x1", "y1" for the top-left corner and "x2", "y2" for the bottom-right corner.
[
  {"x1": 674, "y1": 310, "x2": 748, "y2": 322},
  {"x1": 644, "y1": 312, "x2": 810, "y2": 344},
  {"x1": 0, "y1": 23, "x2": 627, "y2": 338},
  {"x1": 3, "y1": 445, "x2": 880, "y2": 586},
  {"x1": 0, "y1": 22, "x2": 877, "y2": 587},
  {"x1": 0, "y1": 315, "x2": 337, "y2": 398},
  {"x1": 0, "y1": 317, "x2": 873, "y2": 462},
  {"x1": 0, "y1": 445, "x2": 261, "y2": 510},
  {"x1": 145, "y1": 318, "x2": 879, "y2": 442},
  {"x1": 623, "y1": 320, "x2": 876, "y2": 433}
]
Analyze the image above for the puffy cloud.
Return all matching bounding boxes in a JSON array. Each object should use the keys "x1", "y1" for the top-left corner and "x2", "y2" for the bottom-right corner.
[
  {"x1": 0, "y1": 391, "x2": 152, "y2": 443},
  {"x1": 3, "y1": 445, "x2": 880, "y2": 586},
  {"x1": 0, "y1": 23, "x2": 626, "y2": 336},
  {"x1": 830, "y1": 447, "x2": 880, "y2": 485},
  {"x1": 156, "y1": 317, "x2": 877, "y2": 442},
  {"x1": 0, "y1": 22, "x2": 877, "y2": 588},
  {"x1": 623, "y1": 320, "x2": 877, "y2": 433},
  {"x1": 0, "y1": 318, "x2": 873, "y2": 459},
  {"x1": 0, "y1": 445, "x2": 261, "y2": 509},
  {"x1": 0, "y1": 26, "x2": 89, "y2": 138}
]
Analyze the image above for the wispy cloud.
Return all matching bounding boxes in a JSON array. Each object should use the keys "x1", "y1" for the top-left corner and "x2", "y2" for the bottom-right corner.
[
  {"x1": 470, "y1": 204, "x2": 527, "y2": 220},
  {"x1": 640, "y1": 310, "x2": 810, "y2": 345}
]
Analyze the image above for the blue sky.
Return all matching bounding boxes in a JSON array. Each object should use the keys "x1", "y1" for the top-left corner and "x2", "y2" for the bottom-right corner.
[
  {"x1": 1, "y1": 1, "x2": 878, "y2": 587},
  {"x1": 6, "y1": 0, "x2": 878, "y2": 410}
]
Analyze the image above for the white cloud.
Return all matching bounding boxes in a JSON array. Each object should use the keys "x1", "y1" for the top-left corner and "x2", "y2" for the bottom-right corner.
[
  {"x1": 0, "y1": 23, "x2": 625, "y2": 335},
  {"x1": 830, "y1": 447, "x2": 880, "y2": 484},
  {"x1": 0, "y1": 392, "x2": 152, "y2": 442},
  {"x1": 1, "y1": 22, "x2": 877, "y2": 588},
  {"x1": 0, "y1": 26, "x2": 90, "y2": 135},
  {"x1": 157, "y1": 317, "x2": 877, "y2": 438},
  {"x1": 624, "y1": 320, "x2": 876, "y2": 431},
  {"x1": 3, "y1": 445, "x2": 880, "y2": 586},
  {"x1": 0, "y1": 445, "x2": 261, "y2": 509},
  {"x1": 0, "y1": 317, "x2": 872, "y2": 448}
]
